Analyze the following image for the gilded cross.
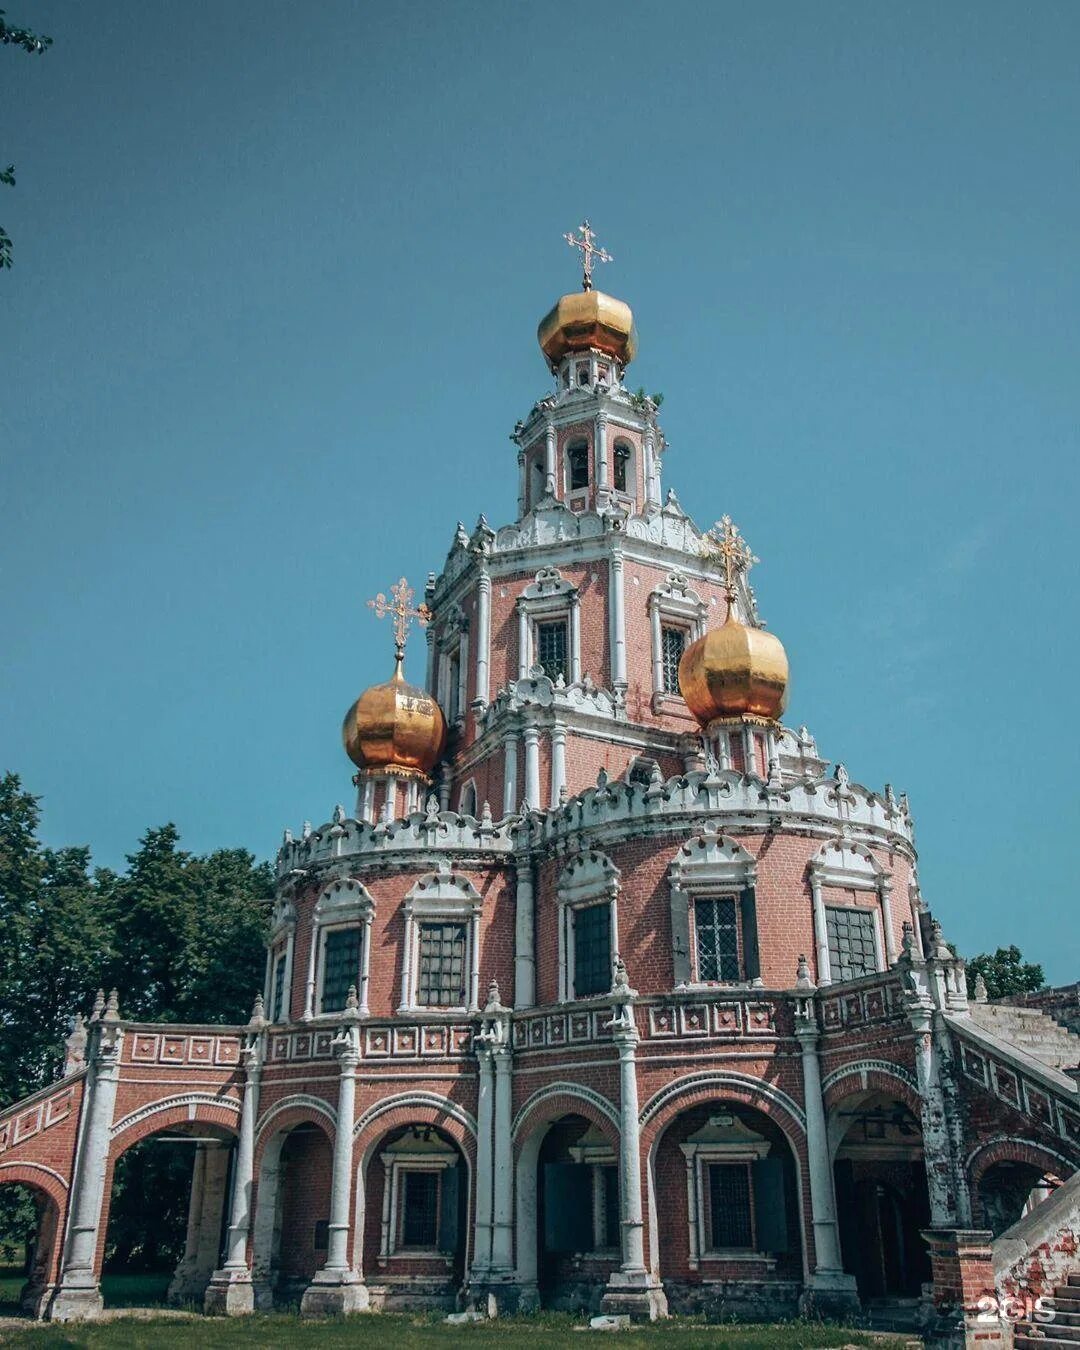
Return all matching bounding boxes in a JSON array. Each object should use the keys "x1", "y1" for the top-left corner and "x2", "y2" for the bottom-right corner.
[
  {"x1": 367, "y1": 576, "x2": 432, "y2": 660},
  {"x1": 702, "y1": 515, "x2": 759, "y2": 599},
  {"x1": 563, "y1": 219, "x2": 612, "y2": 292}
]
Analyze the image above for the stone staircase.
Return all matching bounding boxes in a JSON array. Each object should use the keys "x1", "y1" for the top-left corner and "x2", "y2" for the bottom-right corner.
[
  {"x1": 1014, "y1": 1271, "x2": 1080, "y2": 1347},
  {"x1": 968, "y1": 1003, "x2": 1080, "y2": 1074}
]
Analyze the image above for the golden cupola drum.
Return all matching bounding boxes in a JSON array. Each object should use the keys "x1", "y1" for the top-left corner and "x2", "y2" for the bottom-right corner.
[
  {"x1": 342, "y1": 657, "x2": 446, "y2": 778},
  {"x1": 678, "y1": 603, "x2": 789, "y2": 727}
]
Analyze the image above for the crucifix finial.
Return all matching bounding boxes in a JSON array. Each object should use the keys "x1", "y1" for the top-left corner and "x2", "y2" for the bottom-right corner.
[
  {"x1": 563, "y1": 219, "x2": 612, "y2": 292},
  {"x1": 367, "y1": 576, "x2": 432, "y2": 668},
  {"x1": 702, "y1": 515, "x2": 758, "y2": 611}
]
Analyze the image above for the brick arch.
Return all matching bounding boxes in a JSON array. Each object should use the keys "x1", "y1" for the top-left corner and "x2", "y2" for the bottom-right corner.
[
  {"x1": 0, "y1": 1161, "x2": 67, "y2": 1210},
  {"x1": 108, "y1": 1094, "x2": 240, "y2": 1156},
  {"x1": 512, "y1": 1083, "x2": 620, "y2": 1156},
  {"x1": 250, "y1": 1103, "x2": 337, "y2": 1287},
  {"x1": 0, "y1": 1162, "x2": 67, "y2": 1306},
  {"x1": 254, "y1": 1094, "x2": 336, "y2": 1152},
  {"x1": 966, "y1": 1136, "x2": 1078, "y2": 1196},
  {"x1": 822, "y1": 1061, "x2": 922, "y2": 1120}
]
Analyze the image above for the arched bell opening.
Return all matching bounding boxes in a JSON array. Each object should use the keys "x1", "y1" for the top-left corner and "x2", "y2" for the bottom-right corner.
[
  {"x1": 830, "y1": 1091, "x2": 931, "y2": 1303},
  {"x1": 0, "y1": 1179, "x2": 62, "y2": 1319},
  {"x1": 103, "y1": 1120, "x2": 237, "y2": 1310}
]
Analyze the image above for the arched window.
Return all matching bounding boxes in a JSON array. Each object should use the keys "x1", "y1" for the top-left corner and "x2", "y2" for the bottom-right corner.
[
  {"x1": 613, "y1": 443, "x2": 631, "y2": 494},
  {"x1": 458, "y1": 780, "x2": 477, "y2": 817},
  {"x1": 567, "y1": 442, "x2": 589, "y2": 491}
]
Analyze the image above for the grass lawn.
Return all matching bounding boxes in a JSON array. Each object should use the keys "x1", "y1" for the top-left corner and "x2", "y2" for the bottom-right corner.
[{"x1": 0, "y1": 1311, "x2": 919, "y2": 1350}]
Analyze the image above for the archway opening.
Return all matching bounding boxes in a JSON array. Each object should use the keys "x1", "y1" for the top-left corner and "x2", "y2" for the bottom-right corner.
[
  {"x1": 832, "y1": 1092, "x2": 930, "y2": 1301},
  {"x1": 360, "y1": 1122, "x2": 468, "y2": 1310},
  {"x1": 103, "y1": 1121, "x2": 236, "y2": 1310},
  {"x1": 535, "y1": 1113, "x2": 619, "y2": 1312},
  {"x1": 978, "y1": 1161, "x2": 1060, "y2": 1238},
  {"x1": 0, "y1": 1182, "x2": 61, "y2": 1318},
  {"x1": 651, "y1": 1101, "x2": 803, "y2": 1318},
  {"x1": 251, "y1": 1120, "x2": 333, "y2": 1308}
]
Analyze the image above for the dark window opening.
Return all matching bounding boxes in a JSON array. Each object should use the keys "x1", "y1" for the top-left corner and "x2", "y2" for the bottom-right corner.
[
  {"x1": 661, "y1": 625, "x2": 686, "y2": 694},
  {"x1": 574, "y1": 902, "x2": 611, "y2": 997},
  {"x1": 614, "y1": 444, "x2": 630, "y2": 493},
  {"x1": 401, "y1": 1170, "x2": 439, "y2": 1247},
  {"x1": 695, "y1": 896, "x2": 741, "y2": 982},
  {"x1": 577, "y1": 367, "x2": 590, "y2": 386},
  {"x1": 313, "y1": 1219, "x2": 329, "y2": 1251},
  {"x1": 826, "y1": 906, "x2": 877, "y2": 981},
  {"x1": 271, "y1": 952, "x2": 287, "y2": 1021},
  {"x1": 446, "y1": 653, "x2": 460, "y2": 722},
  {"x1": 321, "y1": 926, "x2": 361, "y2": 1013},
  {"x1": 417, "y1": 922, "x2": 467, "y2": 1006},
  {"x1": 568, "y1": 443, "x2": 589, "y2": 491},
  {"x1": 602, "y1": 1164, "x2": 620, "y2": 1248},
  {"x1": 708, "y1": 1162, "x2": 753, "y2": 1249},
  {"x1": 536, "y1": 620, "x2": 568, "y2": 682}
]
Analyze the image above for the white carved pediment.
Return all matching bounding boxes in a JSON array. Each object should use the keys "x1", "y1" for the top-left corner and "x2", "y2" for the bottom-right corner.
[{"x1": 558, "y1": 849, "x2": 620, "y2": 905}]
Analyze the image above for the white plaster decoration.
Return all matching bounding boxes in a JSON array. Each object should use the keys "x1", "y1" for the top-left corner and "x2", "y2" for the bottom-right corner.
[
  {"x1": 644, "y1": 424, "x2": 659, "y2": 509},
  {"x1": 595, "y1": 412, "x2": 610, "y2": 497},
  {"x1": 398, "y1": 871, "x2": 483, "y2": 1014},
  {"x1": 679, "y1": 1113, "x2": 770, "y2": 1266},
  {"x1": 109, "y1": 1092, "x2": 241, "y2": 1141},
  {"x1": 361, "y1": 778, "x2": 375, "y2": 825},
  {"x1": 470, "y1": 1046, "x2": 495, "y2": 1277},
  {"x1": 794, "y1": 1017, "x2": 851, "y2": 1286},
  {"x1": 253, "y1": 1094, "x2": 337, "y2": 1149},
  {"x1": 382, "y1": 775, "x2": 397, "y2": 825},
  {"x1": 513, "y1": 854, "x2": 536, "y2": 1010},
  {"x1": 264, "y1": 899, "x2": 297, "y2": 1021},
  {"x1": 490, "y1": 1046, "x2": 514, "y2": 1273},
  {"x1": 523, "y1": 726, "x2": 541, "y2": 810},
  {"x1": 219, "y1": 1037, "x2": 262, "y2": 1274},
  {"x1": 304, "y1": 879, "x2": 376, "y2": 1020},
  {"x1": 550, "y1": 723, "x2": 567, "y2": 805},
  {"x1": 377, "y1": 1133, "x2": 460, "y2": 1264},
  {"x1": 556, "y1": 851, "x2": 621, "y2": 1003},
  {"x1": 638, "y1": 1070, "x2": 807, "y2": 1134},
  {"x1": 351, "y1": 1091, "x2": 477, "y2": 1143},
  {"x1": 502, "y1": 732, "x2": 519, "y2": 816},
  {"x1": 809, "y1": 840, "x2": 892, "y2": 986},
  {"x1": 516, "y1": 567, "x2": 582, "y2": 688},
  {"x1": 609, "y1": 548, "x2": 627, "y2": 690},
  {"x1": 511, "y1": 1082, "x2": 621, "y2": 1141},
  {"x1": 667, "y1": 831, "x2": 758, "y2": 987},
  {"x1": 475, "y1": 570, "x2": 491, "y2": 708},
  {"x1": 544, "y1": 420, "x2": 556, "y2": 499},
  {"x1": 647, "y1": 572, "x2": 707, "y2": 701}
]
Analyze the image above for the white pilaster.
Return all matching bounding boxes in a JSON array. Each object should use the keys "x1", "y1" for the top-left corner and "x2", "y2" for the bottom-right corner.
[
  {"x1": 570, "y1": 596, "x2": 582, "y2": 684},
  {"x1": 596, "y1": 412, "x2": 609, "y2": 496},
  {"x1": 550, "y1": 724, "x2": 567, "y2": 805},
  {"x1": 475, "y1": 570, "x2": 491, "y2": 707},
  {"x1": 514, "y1": 856, "x2": 536, "y2": 1009},
  {"x1": 810, "y1": 869, "x2": 831, "y2": 986},
  {"x1": 491, "y1": 1046, "x2": 514, "y2": 1272},
  {"x1": 523, "y1": 726, "x2": 540, "y2": 810},
  {"x1": 470, "y1": 1046, "x2": 495, "y2": 1278},
  {"x1": 879, "y1": 876, "x2": 897, "y2": 964},
  {"x1": 544, "y1": 420, "x2": 556, "y2": 498},
  {"x1": 502, "y1": 733, "x2": 518, "y2": 816},
  {"x1": 649, "y1": 602, "x2": 663, "y2": 694},
  {"x1": 610, "y1": 548, "x2": 627, "y2": 690},
  {"x1": 517, "y1": 604, "x2": 529, "y2": 680}
]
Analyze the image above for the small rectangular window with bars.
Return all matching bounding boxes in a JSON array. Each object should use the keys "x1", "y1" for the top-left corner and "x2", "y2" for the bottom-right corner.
[
  {"x1": 400, "y1": 1170, "x2": 440, "y2": 1247},
  {"x1": 573, "y1": 902, "x2": 611, "y2": 997},
  {"x1": 661, "y1": 625, "x2": 686, "y2": 694},
  {"x1": 707, "y1": 1162, "x2": 754, "y2": 1249},
  {"x1": 825, "y1": 906, "x2": 878, "y2": 981},
  {"x1": 536, "y1": 620, "x2": 568, "y2": 682},
  {"x1": 417, "y1": 922, "x2": 467, "y2": 1006},
  {"x1": 695, "y1": 896, "x2": 741, "y2": 982},
  {"x1": 271, "y1": 951, "x2": 287, "y2": 1022},
  {"x1": 321, "y1": 927, "x2": 361, "y2": 1013}
]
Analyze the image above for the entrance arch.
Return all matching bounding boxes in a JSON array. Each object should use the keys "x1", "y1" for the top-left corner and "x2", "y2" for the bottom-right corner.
[
  {"x1": 251, "y1": 1118, "x2": 333, "y2": 1307},
  {"x1": 0, "y1": 1168, "x2": 66, "y2": 1317}
]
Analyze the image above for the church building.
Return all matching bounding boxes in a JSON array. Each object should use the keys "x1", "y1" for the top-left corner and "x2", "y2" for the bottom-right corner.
[{"x1": 2, "y1": 225, "x2": 1078, "y2": 1347}]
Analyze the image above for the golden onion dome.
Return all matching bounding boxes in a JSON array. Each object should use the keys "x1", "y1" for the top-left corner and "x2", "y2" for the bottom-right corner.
[
  {"x1": 537, "y1": 289, "x2": 638, "y2": 367},
  {"x1": 342, "y1": 659, "x2": 447, "y2": 777},
  {"x1": 678, "y1": 603, "x2": 789, "y2": 726}
]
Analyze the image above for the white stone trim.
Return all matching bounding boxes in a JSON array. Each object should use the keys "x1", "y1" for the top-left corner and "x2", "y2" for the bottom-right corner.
[
  {"x1": 668, "y1": 831, "x2": 757, "y2": 987},
  {"x1": 378, "y1": 1136, "x2": 459, "y2": 1263},
  {"x1": 681, "y1": 1116, "x2": 771, "y2": 1267},
  {"x1": 109, "y1": 1092, "x2": 241, "y2": 1141},
  {"x1": 398, "y1": 871, "x2": 483, "y2": 1014},
  {"x1": 556, "y1": 851, "x2": 621, "y2": 1002},
  {"x1": 304, "y1": 878, "x2": 376, "y2": 1019},
  {"x1": 0, "y1": 1160, "x2": 69, "y2": 1190},
  {"x1": 648, "y1": 572, "x2": 706, "y2": 699},
  {"x1": 511, "y1": 1081, "x2": 621, "y2": 1140},
  {"x1": 638, "y1": 1070, "x2": 807, "y2": 1133},
  {"x1": 820, "y1": 1059, "x2": 919, "y2": 1099},
  {"x1": 516, "y1": 568, "x2": 581, "y2": 684},
  {"x1": 810, "y1": 840, "x2": 894, "y2": 986},
  {"x1": 352, "y1": 1091, "x2": 478, "y2": 1142},
  {"x1": 253, "y1": 1093, "x2": 337, "y2": 1148}
]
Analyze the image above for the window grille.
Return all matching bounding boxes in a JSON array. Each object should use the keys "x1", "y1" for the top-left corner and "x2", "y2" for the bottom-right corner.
[
  {"x1": 573, "y1": 902, "x2": 611, "y2": 997},
  {"x1": 321, "y1": 927, "x2": 361, "y2": 1013},
  {"x1": 661, "y1": 625, "x2": 686, "y2": 694},
  {"x1": 401, "y1": 1171, "x2": 439, "y2": 1247},
  {"x1": 271, "y1": 952, "x2": 287, "y2": 1021},
  {"x1": 707, "y1": 1162, "x2": 753, "y2": 1248},
  {"x1": 536, "y1": 620, "x2": 568, "y2": 682},
  {"x1": 614, "y1": 444, "x2": 630, "y2": 492},
  {"x1": 695, "y1": 897, "x2": 741, "y2": 982},
  {"x1": 825, "y1": 906, "x2": 877, "y2": 981},
  {"x1": 417, "y1": 922, "x2": 467, "y2": 1006}
]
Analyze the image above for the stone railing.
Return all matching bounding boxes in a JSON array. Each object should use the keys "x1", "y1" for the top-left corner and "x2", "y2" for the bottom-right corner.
[
  {"x1": 0, "y1": 1072, "x2": 85, "y2": 1158},
  {"x1": 994, "y1": 1167, "x2": 1080, "y2": 1302}
]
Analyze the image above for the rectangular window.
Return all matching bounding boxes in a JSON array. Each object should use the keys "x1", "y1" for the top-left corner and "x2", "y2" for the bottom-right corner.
[
  {"x1": 826, "y1": 905, "x2": 878, "y2": 981},
  {"x1": 707, "y1": 1162, "x2": 753, "y2": 1249},
  {"x1": 613, "y1": 446, "x2": 629, "y2": 493},
  {"x1": 602, "y1": 1164, "x2": 620, "y2": 1249},
  {"x1": 536, "y1": 620, "x2": 568, "y2": 682},
  {"x1": 573, "y1": 902, "x2": 611, "y2": 998},
  {"x1": 271, "y1": 951, "x2": 287, "y2": 1022},
  {"x1": 446, "y1": 653, "x2": 460, "y2": 722},
  {"x1": 400, "y1": 1170, "x2": 439, "y2": 1247},
  {"x1": 417, "y1": 922, "x2": 467, "y2": 1006},
  {"x1": 695, "y1": 897, "x2": 741, "y2": 982},
  {"x1": 321, "y1": 927, "x2": 361, "y2": 1013},
  {"x1": 661, "y1": 625, "x2": 686, "y2": 694},
  {"x1": 568, "y1": 444, "x2": 589, "y2": 490}
]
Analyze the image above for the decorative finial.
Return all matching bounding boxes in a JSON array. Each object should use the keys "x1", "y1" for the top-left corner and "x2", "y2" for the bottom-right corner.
[
  {"x1": 248, "y1": 993, "x2": 267, "y2": 1028},
  {"x1": 973, "y1": 973, "x2": 988, "y2": 1003},
  {"x1": 901, "y1": 919, "x2": 917, "y2": 960},
  {"x1": 484, "y1": 978, "x2": 502, "y2": 1012},
  {"x1": 103, "y1": 989, "x2": 121, "y2": 1023},
  {"x1": 368, "y1": 575, "x2": 433, "y2": 669},
  {"x1": 795, "y1": 954, "x2": 815, "y2": 992},
  {"x1": 90, "y1": 989, "x2": 106, "y2": 1023},
  {"x1": 64, "y1": 1014, "x2": 88, "y2": 1074},
  {"x1": 702, "y1": 515, "x2": 758, "y2": 615},
  {"x1": 563, "y1": 219, "x2": 613, "y2": 292}
]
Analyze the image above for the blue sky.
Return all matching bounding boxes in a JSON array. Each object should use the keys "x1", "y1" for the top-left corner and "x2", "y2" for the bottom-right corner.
[{"x1": 4, "y1": 2, "x2": 1077, "y2": 981}]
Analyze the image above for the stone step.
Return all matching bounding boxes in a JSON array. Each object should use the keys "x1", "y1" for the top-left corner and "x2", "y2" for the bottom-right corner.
[
  {"x1": 1071, "y1": 1275, "x2": 1080, "y2": 1287},
  {"x1": 1017, "y1": 1336, "x2": 1080, "y2": 1349}
]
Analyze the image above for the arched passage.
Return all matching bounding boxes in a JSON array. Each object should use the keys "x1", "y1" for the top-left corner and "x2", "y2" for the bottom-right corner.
[
  {"x1": 967, "y1": 1138, "x2": 1074, "y2": 1237},
  {"x1": 0, "y1": 1168, "x2": 66, "y2": 1318},
  {"x1": 828, "y1": 1089, "x2": 931, "y2": 1303},
  {"x1": 251, "y1": 1116, "x2": 334, "y2": 1308}
]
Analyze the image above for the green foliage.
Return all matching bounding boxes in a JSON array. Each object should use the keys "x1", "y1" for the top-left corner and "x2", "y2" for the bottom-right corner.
[
  {"x1": 0, "y1": 9, "x2": 51, "y2": 269},
  {"x1": 629, "y1": 387, "x2": 665, "y2": 413},
  {"x1": 966, "y1": 944, "x2": 1045, "y2": 1000},
  {"x1": 103, "y1": 1142, "x2": 192, "y2": 1273}
]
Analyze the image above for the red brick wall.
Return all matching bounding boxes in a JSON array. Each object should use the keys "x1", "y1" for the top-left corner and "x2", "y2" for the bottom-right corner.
[{"x1": 276, "y1": 1126, "x2": 332, "y2": 1282}]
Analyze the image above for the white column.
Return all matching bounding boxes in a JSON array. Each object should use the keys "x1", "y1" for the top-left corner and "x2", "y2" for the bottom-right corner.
[
  {"x1": 382, "y1": 775, "x2": 396, "y2": 823},
  {"x1": 502, "y1": 733, "x2": 518, "y2": 816},
  {"x1": 491, "y1": 1046, "x2": 514, "y2": 1272},
  {"x1": 810, "y1": 870, "x2": 831, "y2": 986},
  {"x1": 514, "y1": 857, "x2": 536, "y2": 1009},
  {"x1": 595, "y1": 413, "x2": 609, "y2": 494},
  {"x1": 222, "y1": 1046, "x2": 260, "y2": 1270},
  {"x1": 476, "y1": 571, "x2": 491, "y2": 707},
  {"x1": 610, "y1": 549, "x2": 626, "y2": 689},
  {"x1": 550, "y1": 724, "x2": 567, "y2": 806},
  {"x1": 649, "y1": 601, "x2": 663, "y2": 694},
  {"x1": 517, "y1": 604, "x2": 529, "y2": 679},
  {"x1": 471, "y1": 1046, "x2": 495, "y2": 1277},
  {"x1": 879, "y1": 876, "x2": 897, "y2": 964},
  {"x1": 358, "y1": 911, "x2": 373, "y2": 1016},
  {"x1": 516, "y1": 449, "x2": 526, "y2": 517},
  {"x1": 361, "y1": 778, "x2": 375, "y2": 824},
  {"x1": 544, "y1": 420, "x2": 556, "y2": 498},
  {"x1": 743, "y1": 726, "x2": 757, "y2": 775},
  {"x1": 644, "y1": 425, "x2": 659, "y2": 509},
  {"x1": 796, "y1": 1020, "x2": 848, "y2": 1279},
  {"x1": 570, "y1": 596, "x2": 582, "y2": 684},
  {"x1": 523, "y1": 726, "x2": 540, "y2": 809},
  {"x1": 611, "y1": 1015, "x2": 648, "y2": 1277},
  {"x1": 52, "y1": 1013, "x2": 123, "y2": 1319}
]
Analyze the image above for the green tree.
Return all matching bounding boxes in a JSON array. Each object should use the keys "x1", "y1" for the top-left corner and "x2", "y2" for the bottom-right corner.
[
  {"x1": 966, "y1": 945, "x2": 1045, "y2": 1000},
  {"x1": 0, "y1": 10, "x2": 52, "y2": 269}
]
